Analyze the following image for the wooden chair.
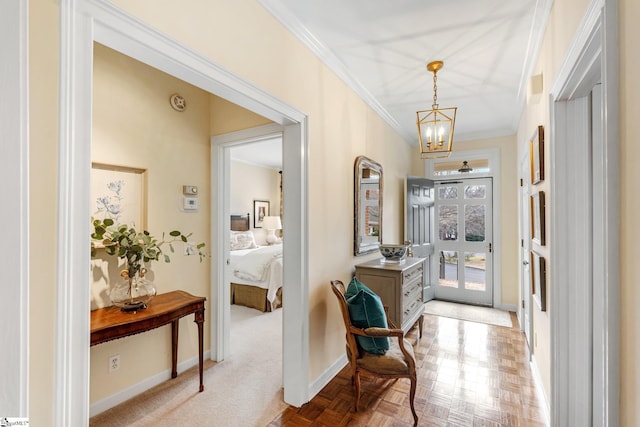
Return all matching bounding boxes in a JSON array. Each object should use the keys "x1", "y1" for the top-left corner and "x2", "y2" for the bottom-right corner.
[{"x1": 330, "y1": 280, "x2": 418, "y2": 426}]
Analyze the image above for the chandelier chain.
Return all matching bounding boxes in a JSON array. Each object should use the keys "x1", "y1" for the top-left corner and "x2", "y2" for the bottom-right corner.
[{"x1": 432, "y1": 72, "x2": 438, "y2": 108}]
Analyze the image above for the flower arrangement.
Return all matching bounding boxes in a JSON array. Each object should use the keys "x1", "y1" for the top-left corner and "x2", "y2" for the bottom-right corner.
[{"x1": 90, "y1": 217, "x2": 206, "y2": 278}]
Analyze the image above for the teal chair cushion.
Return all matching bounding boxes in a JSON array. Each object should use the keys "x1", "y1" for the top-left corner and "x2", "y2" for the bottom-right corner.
[{"x1": 345, "y1": 277, "x2": 389, "y2": 354}]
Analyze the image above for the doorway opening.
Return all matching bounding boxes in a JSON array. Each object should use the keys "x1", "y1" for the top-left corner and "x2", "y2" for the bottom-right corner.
[
  {"x1": 433, "y1": 178, "x2": 493, "y2": 306},
  {"x1": 57, "y1": 4, "x2": 309, "y2": 423}
]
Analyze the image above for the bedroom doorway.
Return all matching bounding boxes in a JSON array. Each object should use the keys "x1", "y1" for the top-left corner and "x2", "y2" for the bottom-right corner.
[
  {"x1": 56, "y1": 3, "x2": 310, "y2": 422},
  {"x1": 213, "y1": 124, "x2": 286, "y2": 362}
]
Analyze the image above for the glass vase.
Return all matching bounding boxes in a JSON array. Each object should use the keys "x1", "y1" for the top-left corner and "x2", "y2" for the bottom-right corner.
[{"x1": 110, "y1": 267, "x2": 157, "y2": 312}]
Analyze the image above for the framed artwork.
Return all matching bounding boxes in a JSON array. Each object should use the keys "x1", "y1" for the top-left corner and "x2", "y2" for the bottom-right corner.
[
  {"x1": 253, "y1": 200, "x2": 270, "y2": 228},
  {"x1": 531, "y1": 191, "x2": 545, "y2": 245},
  {"x1": 529, "y1": 125, "x2": 544, "y2": 184},
  {"x1": 91, "y1": 162, "x2": 147, "y2": 230},
  {"x1": 531, "y1": 250, "x2": 547, "y2": 311}
]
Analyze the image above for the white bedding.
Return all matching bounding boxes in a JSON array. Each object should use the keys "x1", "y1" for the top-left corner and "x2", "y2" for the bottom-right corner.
[{"x1": 229, "y1": 245, "x2": 283, "y2": 304}]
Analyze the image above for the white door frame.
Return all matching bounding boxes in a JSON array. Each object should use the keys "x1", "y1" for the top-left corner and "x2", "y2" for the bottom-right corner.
[
  {"x1": 549, "y1": 0, "x2": 618, "y2": 424},
  {"x1": 518, "y1": 154, "x2": 533, "y2": 349},
  {"x1": 425, "y1": 147, "x2": 508, "y2": 310},
  {"x1": 432, "y1": 177, "x2": 494, "y2": 306},
  {"x1": 210, "y1": 123, "x2": 284, "y2": 362},
  {"x1": 57, "y1": 1, "x2": 309, "y2": 424},
  {"x1": 0, "y1": 0, "x2": 29, "y2": 417}
]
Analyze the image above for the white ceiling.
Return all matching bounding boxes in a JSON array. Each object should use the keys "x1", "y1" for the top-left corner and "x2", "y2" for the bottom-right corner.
[
  {"x1": 230, "y1": 137, "x2": 283, "y2": 171},
  {"x1": 260, "y1": 0, "x2": 552, "y2": 145}
]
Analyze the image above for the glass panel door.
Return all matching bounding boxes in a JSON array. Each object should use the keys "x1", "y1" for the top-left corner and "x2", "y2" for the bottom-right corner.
[{"x1": 433, "y1": 178, "x2": 493, "y2": 305}]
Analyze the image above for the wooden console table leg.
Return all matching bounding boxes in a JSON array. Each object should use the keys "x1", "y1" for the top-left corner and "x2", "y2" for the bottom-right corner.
[
  {"x1": 171, "y1": 319, "x2": 179, "y2": 379},
  {"x1": 195, "y1": 309, "x2": 205, "y2": 392},
  {"x1": 418, "y1": 314, "x2": 424, "y2": 338}
]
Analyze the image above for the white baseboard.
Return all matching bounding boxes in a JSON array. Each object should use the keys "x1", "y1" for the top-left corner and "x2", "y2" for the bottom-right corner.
[
  {"x1": 308, "y1": 354, "x2": 347, "y2": 400},
  {"x1": 495, "y1": 303, "x2": 518, "y2": 313},
  {"x1": 89, "y1": 350, "x2": 211, "y2": 417},
  {"x1": 530, "y1": 355, "x2": 550, "y2": 425}
]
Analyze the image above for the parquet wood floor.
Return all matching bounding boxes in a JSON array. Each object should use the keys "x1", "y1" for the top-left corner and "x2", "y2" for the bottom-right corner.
[{"x1": 267, "y1": 312, "x2": 548, "y2": 426}]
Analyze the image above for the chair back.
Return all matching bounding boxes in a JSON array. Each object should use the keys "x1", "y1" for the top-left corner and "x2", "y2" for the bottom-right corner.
[{"x1": 330, "y1": 280, "x2": 361, "y2": 359}]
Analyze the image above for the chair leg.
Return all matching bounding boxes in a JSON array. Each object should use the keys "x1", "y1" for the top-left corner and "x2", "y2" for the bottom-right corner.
[
  {"x1": 409, "y1": 376, "x2": 418, "y2": 426},
  {"x1": 354, "y1": 372, "x2": 361, "y2": 412}
]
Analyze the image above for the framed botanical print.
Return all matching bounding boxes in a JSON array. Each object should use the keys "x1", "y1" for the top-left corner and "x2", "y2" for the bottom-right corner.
[
  {"x1": 531, "y1": 250, "x2": 547, "y2": 311},
  {"x1": 531, "y1": 191, "x2": 545, "y2": 245},
  {"x1": 91, "y1": 162, "x2": 147, "y2": 230},
  {"x1": 530, "y1": 125, "x2": 544, "y2": 184}
]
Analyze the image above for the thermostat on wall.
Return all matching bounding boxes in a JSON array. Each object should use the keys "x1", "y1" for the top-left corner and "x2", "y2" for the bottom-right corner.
[{"x1": 182, "y1": 196, "x2": 199, "y2": 211}]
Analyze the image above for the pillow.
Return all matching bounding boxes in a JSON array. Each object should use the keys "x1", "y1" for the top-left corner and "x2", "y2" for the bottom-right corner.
[
  {"x1": 230, "y1": 230, "x2": 258, "y2": 250},
  {"x1": 345, "y1": 277, "x2": 389, "y2": 354}
]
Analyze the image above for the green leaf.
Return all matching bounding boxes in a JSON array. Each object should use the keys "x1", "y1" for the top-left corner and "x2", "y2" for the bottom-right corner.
[
  {"x1": 181, "y1": 235, "x2": 187, "y2": 242},
  {"x1": 196, "y1": 243, "x2": 205, "y2": 249},
  {"x1": 164, "y1": 254, "x2": 170, "y2": 263},
  {"x1": 169, "y1": 230, "x2": 181, "y2": 237},
  {"x1": 104, "y1": 218, "x2": 114, "y2": 226}
]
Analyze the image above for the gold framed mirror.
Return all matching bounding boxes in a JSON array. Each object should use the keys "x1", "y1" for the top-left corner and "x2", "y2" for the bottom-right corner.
[{"x1": 354, "y1": 156, "x2": 383, "y2": 255}]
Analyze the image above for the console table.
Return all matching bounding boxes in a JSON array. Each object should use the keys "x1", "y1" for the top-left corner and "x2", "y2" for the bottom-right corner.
[{"x1": 91, "y1": 290, "x2": 206, "y2": 392}]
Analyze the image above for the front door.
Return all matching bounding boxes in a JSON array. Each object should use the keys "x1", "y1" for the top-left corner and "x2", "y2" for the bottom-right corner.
[
  {"x1": 405, "y1": 176, "x2": 435, "y2": 301},
  {"x1": 433, "y1": 178, "x2": 493, "y2": 306}
]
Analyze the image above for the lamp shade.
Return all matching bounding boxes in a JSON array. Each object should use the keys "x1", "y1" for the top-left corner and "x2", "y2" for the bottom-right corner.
[{"x1": 262, "y1": 216, "x2": 282, "y2": 230}]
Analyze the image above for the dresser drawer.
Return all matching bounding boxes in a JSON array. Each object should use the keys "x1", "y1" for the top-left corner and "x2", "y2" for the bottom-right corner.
[
  {"x1": 403, "y1": 296, "x2": 423, "y2": 320},
  {"x1": 403, "y1": 283, "x2": 422, "y2": 311},
  {"x1": 403, "y1": 263, "x2": 423, "y2": 284}
]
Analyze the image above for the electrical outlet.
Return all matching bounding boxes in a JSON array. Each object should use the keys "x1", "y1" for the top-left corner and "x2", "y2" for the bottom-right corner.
[{"x1": 109, "y1": 354, "x2": 120, "y2": 373}]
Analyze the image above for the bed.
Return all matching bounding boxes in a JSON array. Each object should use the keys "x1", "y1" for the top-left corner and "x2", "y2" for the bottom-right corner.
[{"x1": 229, "y1": 214, "x2": 283, "y2": 312}]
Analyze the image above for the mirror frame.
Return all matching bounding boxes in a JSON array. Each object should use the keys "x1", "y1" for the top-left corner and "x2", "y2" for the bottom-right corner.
[{"x1": 354, "y1": 156, "x2": 383, "y2": 255}]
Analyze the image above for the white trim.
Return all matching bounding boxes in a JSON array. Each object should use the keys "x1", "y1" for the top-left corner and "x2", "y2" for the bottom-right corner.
[
  {"x1": 89, "y1": 350, "x2": 211, "y2": 417},
  {"x1": 549, "y1": 0, "x2": 618, "y2": 424},
  {"x1": 0, "y1": 0, "x2": 30, "y2": 416},
  {"x1": 425, "y1": 148, "x2": 503, "y2": 309},
  {"x1": 512, "y1": 0, "x2": 555, "y2": 130},
  {"x1": 257, "y1": 0, "x2": 409, "y2": 143},
  {"x1": 56, "y1": 1, "x2": 93, "y2": 424},
  {"x1": 309, "y1": 355, "x2": 347, "y2": 399},
  {"x1": 58, "y1": 1, "x2": 311, "y2": 423}
]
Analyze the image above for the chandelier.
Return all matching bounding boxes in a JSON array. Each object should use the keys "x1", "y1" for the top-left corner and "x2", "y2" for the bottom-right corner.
[{"x1": 416, "y1": 61, "x2": 457, "y2": 159}]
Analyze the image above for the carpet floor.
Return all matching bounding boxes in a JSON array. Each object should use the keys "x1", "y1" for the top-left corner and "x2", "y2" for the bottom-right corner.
[
  {"x1": 90, "y1": 305, "x2": 286, "y2": 427},
  {"x1": 424, "y1": 300, "x2": 513, "y2": 328}
]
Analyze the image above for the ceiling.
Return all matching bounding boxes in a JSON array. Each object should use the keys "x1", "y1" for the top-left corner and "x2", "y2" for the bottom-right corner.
[{"x1": 259, "y1": 0, "x2": 552, "y2": 145}]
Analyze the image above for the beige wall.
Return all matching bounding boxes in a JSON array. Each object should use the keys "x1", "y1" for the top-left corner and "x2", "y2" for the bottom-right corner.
[
  {"x1": 90, "y1": 43, "x2": 212, "y2": 402},
  {"x1": 230, "y1": 160, "x2": 281, "y2": 245},
  {"x1": 29, "y1": 0, "x2": 59, "y2": 423},
  {"x1": 453, "y1": 135, "x2": 519, "y2": 307},
  {"x1": 210, "y1": 95, "x2": 272, "y2": 135},
  {"x1": 516, "y1": 0, "x2": 591, "y2": 402},
  {"x1": 619, "y1": 0, "x2": 640, "y2": 423}
]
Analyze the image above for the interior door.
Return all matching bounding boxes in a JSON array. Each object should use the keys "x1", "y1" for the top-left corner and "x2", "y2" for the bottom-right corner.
[
  {"x1": 519, "y1": 156, "x2": 532, "y2": 349},
  {"x1": 405, "y1": 177, "x2": 435, "y2": 301},
  {"x1": 433, "y1": 178, "x2": 493, "y2": 306}
]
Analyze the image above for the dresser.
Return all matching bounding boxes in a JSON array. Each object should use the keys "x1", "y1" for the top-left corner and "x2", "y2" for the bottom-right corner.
[{"x1": 355, "y1": 257, "x2": 425, "y2": 336}]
